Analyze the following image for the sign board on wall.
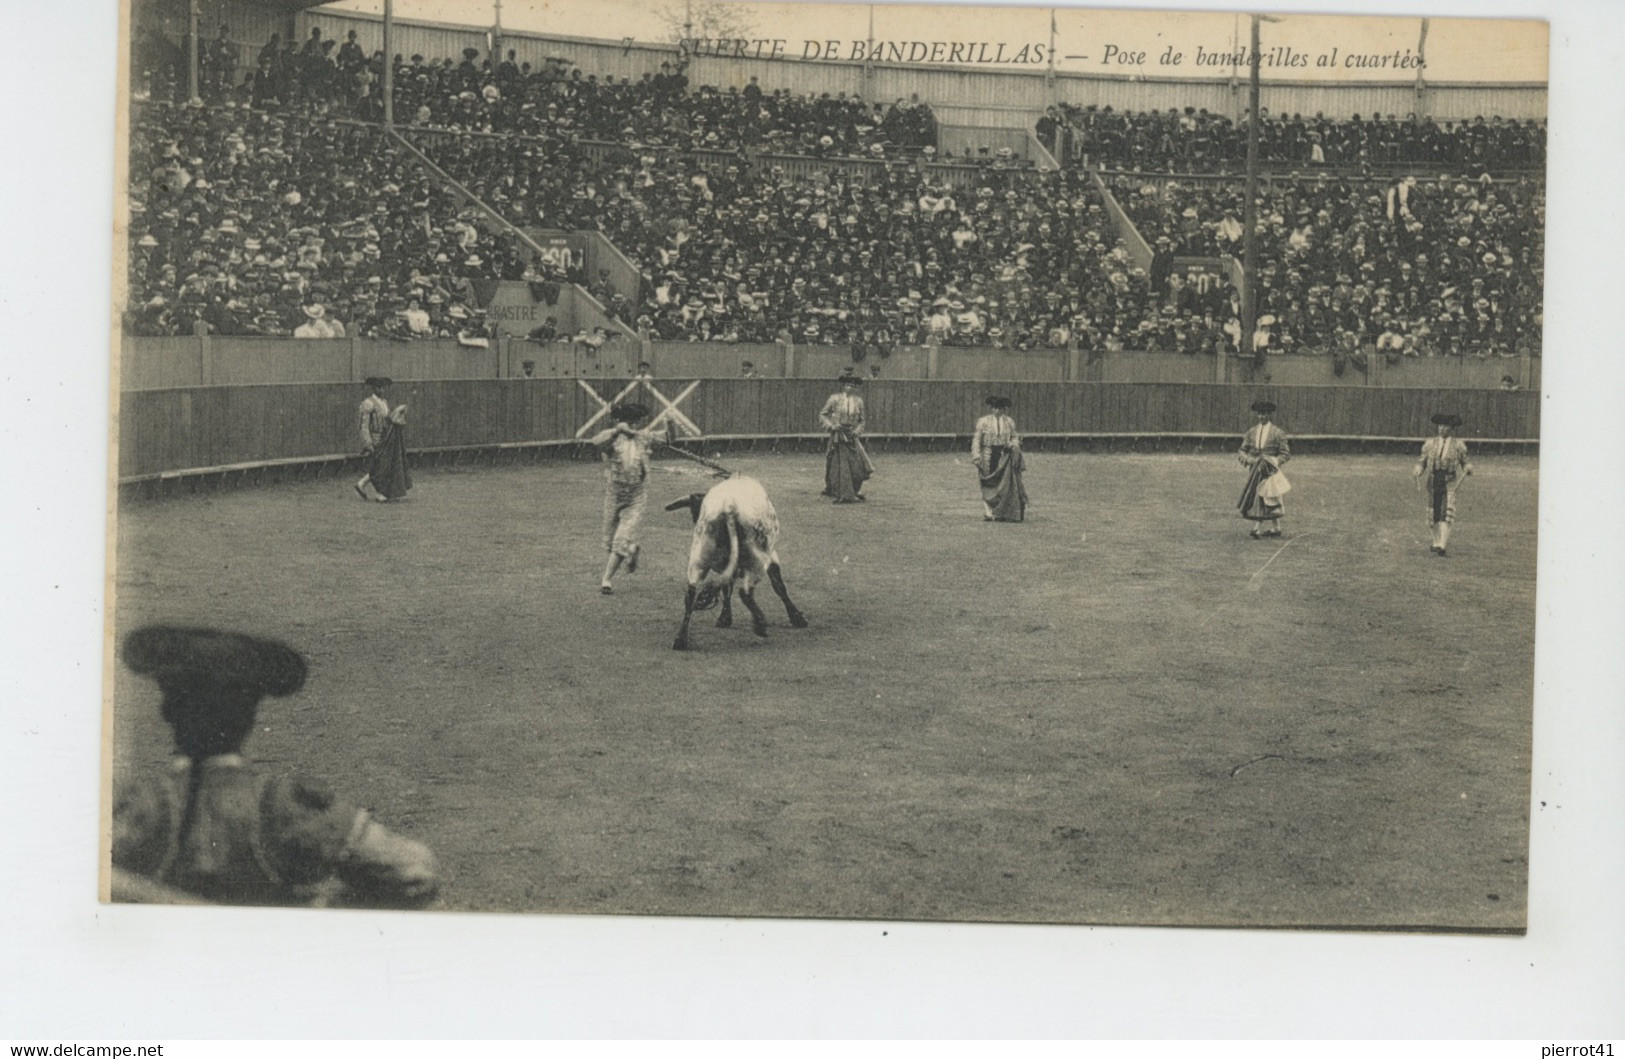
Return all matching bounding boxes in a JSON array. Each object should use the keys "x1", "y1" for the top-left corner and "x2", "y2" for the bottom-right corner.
[
  {"x1": 483, "y1": 281, "x2": 575, "y2": 337},
  {"x1": 530, "y1": 230, "x2": 587, "y2": 273}
]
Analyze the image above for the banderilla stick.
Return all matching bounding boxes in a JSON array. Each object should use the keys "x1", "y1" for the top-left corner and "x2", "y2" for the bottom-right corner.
[
  {"x1": 575, "y1": 428, "x2": 732, "y2": 476},
  {"x1": 660, "y1": 442, "x2": 733, "y2": 477}
]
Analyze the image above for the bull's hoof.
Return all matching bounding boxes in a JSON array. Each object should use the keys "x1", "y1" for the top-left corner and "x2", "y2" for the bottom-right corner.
[
  {"x1": 752, "y1": 624, "x2": 769, "y2": 639},
  {"x1": 715, "y1": 613, "x2": 733, "y2": 628},
  {"x1": 671, "y1": 638, "x2": 689, "y2": 651},
  {"x1": 788, "y1": 613, "x2": 809, "y2": 628}
]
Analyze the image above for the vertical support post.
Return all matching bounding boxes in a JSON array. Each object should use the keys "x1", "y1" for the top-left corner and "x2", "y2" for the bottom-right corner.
[
  {"x1": 862, "y1": 5, "x2": 875, "y2": 101},
  {"x1": 1046, "y1": 9, "x2": 1057, "y2": 93},
  {"x1": 926, "y1": 342, "x2": 939, "y2": 380},
  {"x1": 1414, "y1": 18, "x2": 1430, "y2": 119},
  {"x1": 382, "y1": 0, "x2": 395, "y2": 129},
  {"x1": 188, "y1": 0, "x2": 201, "y2": 103},
  {"x1": 1228, "y1": 14, "x2": 1241, "y2": 119},
  {"x1": 1240, "y1": 15, "x2": 1261, "y2": 375}
]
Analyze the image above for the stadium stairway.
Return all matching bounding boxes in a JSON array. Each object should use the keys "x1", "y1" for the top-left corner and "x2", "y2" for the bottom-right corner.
[
  {"x1": 385, "y1": 127, "x2": 639, "y2": 343},
  {"x1": 1090, "y1": 166, "x2": 1246, "y2": 304},
  {"x1": 524, "y1": 226, "x2": 645, "y2": 323}
]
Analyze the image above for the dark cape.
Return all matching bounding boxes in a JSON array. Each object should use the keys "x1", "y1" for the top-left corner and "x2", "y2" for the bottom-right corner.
[
  {"x1": 824, "y1": 433, "x2": 872, "y2": 501},
  {"x1": 1429, "y1": 469, "x2": 1451, "y2": 523},
  {"x1": 979, "y1": 446, "x2": 1028, "y2": 522},
  {"x1": 1237, "y1": 460, "x2": 1280, "y2": 521},
  {"x1": 368, "y1": 419, "x2": 413, "y2": 499}
]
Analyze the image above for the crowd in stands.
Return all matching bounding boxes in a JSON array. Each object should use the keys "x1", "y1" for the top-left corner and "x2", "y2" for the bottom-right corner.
[
  {"x1": 135, "y1": 23, "x2": 937, "y2": 159},
  {"x1": 1118, "y1": 171, "x2": 1544, "y2": 358},
  {"x1": 414, "y1": 129, "x2": 1189, "y2": 350},
  {"x1": 126, "y1": 102, "x2": 512, "y2": 340},
  {"x1": 1040, "y1": 103, "x2": 1545, "y2": 175},
  {"x1": 126, "y1": 25, "x2": 1543, "y2": 360},
  {"x1": 387, "y1": 53, "x2": 939, "y2": 159}
]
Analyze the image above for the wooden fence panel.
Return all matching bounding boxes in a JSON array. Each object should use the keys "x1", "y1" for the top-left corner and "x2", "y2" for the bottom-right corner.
[
  {"x1": 118, "y1": 390, "x2": 162, "y2": 478},
  {"x1": 795, "y1": 347, "x2": 862, "y2": 381},
  {"x1": 209, "y1": 339, "x2": 351, "y2": 386},
  {"x1": 936, "y1": 347, "x2": 1066, "y2": 382},
  {"x1": 118, "y1": 380, "x2": 1540, "y2": 479},
  {"x1": 117, "y1": 337, "x2": 205, "y2": 390},
  {"x1": 122, "y1": 336, "x2": 1539, "y2": 393},
  {"x1": 649, "y1": 342, "x2": 786, "y2": 379}
]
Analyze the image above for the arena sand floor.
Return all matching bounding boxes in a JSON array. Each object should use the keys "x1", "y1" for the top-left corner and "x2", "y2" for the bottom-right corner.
[{"x1": 109, "y1": 451, "x2": 1538, "y2": 929}]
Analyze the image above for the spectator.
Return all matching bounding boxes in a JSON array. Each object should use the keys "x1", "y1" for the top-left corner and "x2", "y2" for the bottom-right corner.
[
  {"x1": 401, "y1": 298, "x2": 431, "y2": 335},
  {"x1": 293, "y1": 302, "x2": 341, "y2": 338},
  {"x1": 525, "y1": 316, "x2": 561, "y2": 344},
  {"x1": 1057, "y1": 102, "x2": 1544, "y2": 174}
]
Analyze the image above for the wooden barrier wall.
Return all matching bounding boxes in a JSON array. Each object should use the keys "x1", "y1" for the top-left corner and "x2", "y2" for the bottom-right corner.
[
  {"x1": 648, "y1": 341, "x2": 788, "y2": 378},
  {"x1": 939, "y1": 124, "x2": 1040, "y2": 162},
  {"x1": 121, "y1": 336, "x2": 1540, "y2": 391},
  {"x1": 118, "y1": 379, "x2": 1540, "y2": 480},
  {"x1": 118, "y1": 337, "x2": 505, "y2": 389}
]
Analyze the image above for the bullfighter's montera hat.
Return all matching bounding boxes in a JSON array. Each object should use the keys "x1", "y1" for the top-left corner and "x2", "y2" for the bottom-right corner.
[{"x1": 122, "y1": 625, "x2": 307, "y2": 698}]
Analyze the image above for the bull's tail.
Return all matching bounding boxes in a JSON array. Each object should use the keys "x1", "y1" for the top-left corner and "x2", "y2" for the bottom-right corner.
[
  {"x1": 692, "y1": 512, "x2": 742, "y2": 611},
  {"x1": 721, "y1": 512, "x2": 742, "y2": 587}
]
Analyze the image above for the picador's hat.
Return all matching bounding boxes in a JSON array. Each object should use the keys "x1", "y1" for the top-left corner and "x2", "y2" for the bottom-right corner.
[
  {"x1": 122, "y1": 625, "x2": 307, "y2": 698},
  {"x1": 610, "y1": 402, "x2": 650, "y2": 423},
  {"x1": 364, "y1": 376, "x2": 393, "y2": 388},
  {"x1": 1250, "y1": 400, "x2": 1276, "y2": 415},
  {"x1": 985, "y1": 395, "x2": 1011, "y2": 409},
  {"x1": 1430, "y1": 412, "x2": 1463, "y2": 428}
]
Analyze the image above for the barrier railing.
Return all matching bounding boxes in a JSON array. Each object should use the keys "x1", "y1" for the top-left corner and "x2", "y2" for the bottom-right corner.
[
  {"x1": 118, "y1": 378, "x2": 1540, "y2": 486},
  {"x1": 118, "y1": 335, "x2": 1539, "y2": 391}
]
